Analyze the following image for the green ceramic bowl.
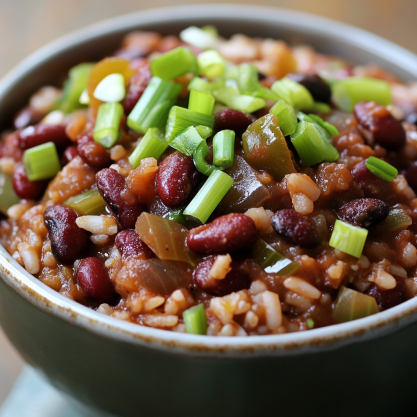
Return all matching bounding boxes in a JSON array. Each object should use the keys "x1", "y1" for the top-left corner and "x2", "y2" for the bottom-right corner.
[{"x1": 1, "y1": 5, "x2": 417, "y2": 417}]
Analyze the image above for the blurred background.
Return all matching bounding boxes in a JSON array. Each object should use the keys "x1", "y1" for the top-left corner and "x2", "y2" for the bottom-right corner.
[{"x1": 0, "y1": 0, "x2": 416, "y2": 407}]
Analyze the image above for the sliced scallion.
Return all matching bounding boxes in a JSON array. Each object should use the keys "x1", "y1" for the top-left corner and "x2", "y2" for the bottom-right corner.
[
  {"x1": 310, "y1": 101, "x2": 331, "y2": 114},
  {"x1": 271, "y1": 77, "x2": 314, "y2": 110},
  {"x1": 188, "y1": 89, "x2": 215, "y2": 116},
  {"x1": 23, "y1": 142, "x2": 61, "y2": 181},
  {"x1": 187, "y1": 77, "x2": 213, "y2": 93},
  {"x1": 385, "y1": 208, "x2": 412, "y2": 232},
  {"x1": 64, "y1": 189, "x2": 107, "y2": 215},
  {"x1": 214, "y1": 89, "x2": 265, "y2": 113},
  {"x1": 308, "y1": 114, "x2": 339, "y2": 138},
  {"x1": 150, "y1": 46, "x2": 199, "y2": 80},
  {"x1": 254, "y1": 86, "x2": 279, "y2": 101},
  {"x1": 163, "y1": 209, "x2": 187, "y2": 226},
  {"x1": 195, "y1": 125, "x2": 212, "y2": 139},
  {"x1": 183, "y1": 304, "x2": 207, "y2": 335},
  {"x1": 269, "y1": 100, "x2": 297, "y2": 136},
  {"x1": 193, "y1": 141, "x2": 219, "y2": 176},
  {"x1": 129, "y1": 128, "x2": 168, "y2": 168},
  {"x1": 93, "y1": 102, "x2": 123, "y2": 148},
  {"x1": 179, "y1": 26, "x2": 218, "y2": 50},
  {"x1": 329, "y1": 220, "x2": 368, "y2": 258},
  {"x1": 332, "y1": 77, "x2": 391, "y2": 113},
  {"x1": 0, "y1": 169, "x2": 20, "y2": 215},
  {"x1": 238, "y1": 63, "x2": 260, "y2": 95},
  {"x1": 184, "y1": 170, "x2": 234, "y2": 224},
  {"x1": 170, "y1": 126, "x2": 204, "y2": 156},
  {"x1": 197, "y1": 49, "x2": 226, "y2": 78},
  {"x1": 365, "y1": 156, "x2": 398, "y2": 181},
  {"x1": 93, "y1": 73, "x2": 126, "y2": 103},
  {"x1": 127, "y1": 76, "x2": 181, "y2": 134},
  {"x1": 213, "y1": 130, "x2": 235, "y2": 168}
]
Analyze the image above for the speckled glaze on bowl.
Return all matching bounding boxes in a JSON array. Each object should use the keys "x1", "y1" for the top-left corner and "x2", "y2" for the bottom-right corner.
[{"x1": 1, "y1": 5, "x2": 417, "y2": 417}]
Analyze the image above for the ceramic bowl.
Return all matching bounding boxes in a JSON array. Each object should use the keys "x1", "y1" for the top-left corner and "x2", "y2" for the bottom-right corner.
[{"x1": 1, "y1": 5, "x2": 417, "y2": 417}]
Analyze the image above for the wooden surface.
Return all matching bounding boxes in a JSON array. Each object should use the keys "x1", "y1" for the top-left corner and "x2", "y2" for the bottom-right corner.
[{"x1": 0, "y1": 0, "x2": 417, "y2": 408}]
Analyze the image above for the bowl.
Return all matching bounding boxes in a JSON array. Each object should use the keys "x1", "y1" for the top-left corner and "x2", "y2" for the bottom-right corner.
[{"x1": 1, "y1": 5, "x2": 417, "y2": 417}]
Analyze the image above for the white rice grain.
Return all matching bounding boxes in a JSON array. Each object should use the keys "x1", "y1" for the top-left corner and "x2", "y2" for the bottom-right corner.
[
  {"x1": 283, "y1": 277, "x2": 321, "y2": 300},
  {"x1": 209, "y1": 254, "x2": 232, "y2": 280},
  {"x1": 143, "y1": 314, "x2": 178, "y2": 328},
  {"x1": 76, "y1": 215, "x2": 118, "y2": 235},
  {"x1": 261, "y1": 291, "x2": 282, "y2": 330}
]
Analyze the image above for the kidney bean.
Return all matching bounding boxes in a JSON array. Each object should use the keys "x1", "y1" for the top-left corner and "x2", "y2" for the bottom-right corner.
[
  {"x1": 351, "y1": 160, "x2": 390, "y2": 197},
  {"x1": 214, "y1": 108, "x2": 256, "y2": 135},
  {"x1": 353, "y1": 101, "x2": 406, "y2": 150},
  {"x1": 122, "y1": 63, "x2": 151, "y2": 114},
  {"x1": 18, "y1": 124, "x2": 71, "y2": 150},
  {"x1": 156, "y1": 152, "x2": 200, "y2": 207},
  {"x1": 193, "y1": 256, "x2": 251, "y2": 296},
  {"x1": 96, "y1": 168, "x2": 144, "y2": 229},
  {"x1": 12, "y1": 162, "x2": 48, "y2": 200},
  {"x1": 13, "y1": 106, "x2": 43, "y2": 129},
  {"x1": 401, "y1": 161, "x2": 417, "y2": 193},
  {"x1": 61, "y1": 146, "x2": 78, "y2": 166},
  {"x1": 270, "y1": 209, "x2": 319, "y2": 248},
  {"x1": 337, "y1": 198, "x2": 389, "y2": 229},
  {"x1": 44, "y1": 205, "x2": 89, "y2": 265},
  {"x1": 77, "y1": 135, "x2": 111, "y2": 169},
  {"x1": 76, "y1": 257, "x2": 117, "y2": 304},
  {"x1": 287, "y1": 73, "x2": 332, "y2": 103},
  {"x1": 115, "y1": 230, "x2": 154, "y2": 259},
  {"x1": 365, "y1": 277, "x2": 406, "y2": 310},
  {"x1": 187, "y1": 213, "x2": 257, "y2": 255}
]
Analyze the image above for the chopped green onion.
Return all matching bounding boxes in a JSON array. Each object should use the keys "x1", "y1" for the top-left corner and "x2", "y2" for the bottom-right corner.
[
  {"x1": 238, "y1": 64, "x2": 260, "y2": 95},
  {"x1": 183, "y1": 304, "x2": 207, "y2": 335},
  {"x1": 184, "y1": 170, "x2": 234, "y2": 224},
  {"x1": 93, "y1": 73, "x2": 126, "y2": 103},
  {"x1": 0, "y1": 170, "x2": 20, "y2": 215},
  {"x1": 197, "y1": 49, "x2": 226, "y2": 78},
  {"x1": 271, "y1": 77, "x2": 314, "y2": 110},
  {"x1": 365, "y1": 156, "x2": 398, "y2": 181},
  {"x1": 306, "y1": 318, "x2": 315, "y2": 329},
  {"x1": 55, "y1": 63, "x2": 94, "y2": 113},
  {"x1": 269, "y1": 100, "x2": 297, "y2": 136},
  {"x1": 188, "y1": 89, "x2": 215, "y2": 116},
  {"x1": 79, "y1": 89, "x2": 90, "y2": 105},
  {"x1": 214, "y1": 89, "x2": 265, "y2": 113},
  {"x1": 333, "y1": 286, "x2": 378, "y2": 323},
  {"x1": 163, "y1": 209, "x2": 187, "y2": 226},
  {"x1": 385, "y1": 208, "x2": 412, "y2": 232},
  {"x1": 252, "y1": 239, "x2": 299, "y2": 276},
  {"x1": 64, "y1": 189, "x2": 107, "y2": 215},
  {"x1": 195, "y1": 125, "x2": 212, "y2": 139},
  {"x1": 329, "y1": 220, "x2": 368, "y2": 258},
  {"x1": 23, "y1": 142, "x2": 61, "y2": 181},
  {"x1": 310, "y1": 101, "x2": 331, "y2": 114},
  {"x1": 165, "y1": 106, "x2": 215, "y2": 142},
  {"x1": 179, "y1": 26, "x2": 218, "y2": 50},
  {"x1": 308, "y1": 114, "x2": 339, "y2": 137},
  {"x1": 127, "y1": 77, "x2": 181, "y2": 134},
  {"x1": 150, "y1": 46, "x2": 199, "y2": 80},
  {"x1": 187, "y1": 77, "x2": 213, "y2": 93},
  {"x1": 93, "y1": 102, "x2": 123, "y2": 148},
  {"x1": 290, "y1": 121, "x2": 339, "y2": 166},
  {"x1": 332, "y1": 77, "x2": 392, "y2": 113},
  {"x1": 254, "y1": 86, "x2": 279, "y2": 101},
  {"x1": 129, "y1": 128, "x2": 168, "y2": 168},
  {"x1": 213, "y1": 130, "x2": 235, "y2": 168},
  {"x1": 170, "y1": 126, "x2": 204, "y2": 156},
  {"x1": 193, "y1": 141, "x2": 219, "y2": 176}
]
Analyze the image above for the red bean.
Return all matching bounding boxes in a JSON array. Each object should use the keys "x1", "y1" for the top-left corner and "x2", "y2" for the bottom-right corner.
[
  {"x1": 351, "y1": 160, "x2": 390, "y2": 198},
  {"x1": 187, "y1": 213, "x2": 257, "y2": 255},
  {"x1": 61, "y1": 146, "x2": 79, "y2": 166},
  {"x1": 337, "y1": 198, "x2": 389, "y2": 229},
  {"x1": 76, "y1": 257, "x2": 117, "y2": 304},
  {"x1": 122, "y1": 63, "x2": 151, "y2": 114},
  {"x1": 287, "y1": 73, "x2": 332, "y2": 103},
  {"x1": 353, "y1": 101, "x2": 406, "y2": 150},
  {"x1": 44, "y1": 205, "x2": 89, "y2": 265},
  {"x1": 270, "y1": 209, "x2": 319, "y2": 248},
  {"x1": 193, "y1": 256, "x2": 251, "y2": 296},
  {"x1": 77, "y1": 135, "x2": 111, "y2": 169},
  {"x1": 156, "y1": 152, "x2": 200, "y2": 207},
  {"x1": 365, "y1": 277, "x2": 406, "y2": 310},
  {"x1": 214, "y1": 108, "x2": 256, "y2": 135},
  {"x1": 96, "y1": 168, "x2": 144, "y2": 229},
  {"x1": 18, "y1": 124, "x2": 71, "y2": 150},
  {"x1": 0, "y1": 132, "x2": 22, "y2": 160},
  {"x1": 12, "y1": 162, "x2": 47, "y2": 200},
  {"x1": 13, "y1": 107, "x2": 43, "y2": 129},
  {"x1": 115, "y1": 230, "x2": 154, "y2": 259}
]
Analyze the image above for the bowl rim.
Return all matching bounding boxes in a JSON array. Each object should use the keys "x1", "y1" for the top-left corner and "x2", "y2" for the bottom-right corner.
[{"x1": 1, "y1": 4, "x2": 417, "y2": 358}]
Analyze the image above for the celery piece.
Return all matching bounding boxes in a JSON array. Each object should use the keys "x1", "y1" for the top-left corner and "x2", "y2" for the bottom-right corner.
[
  {"x1": 269, "y1": 100, "x2": 298, "y2": 136},
  {"x1": 23, "y1": 142, "x2": 61, "y2": 181},
  {"x1": 197, "y1": 50, "x2": 226, "y2": 78},
  {"x1": 93, "y1": 102, "x2": 123, "y2": 148},
  {"x1": 385, "y1": 208, "x2": 413, "y2": 232},
  {"x1": 329, "y1": 220, "x2": 368, "y2": 258},
  {"x1": 188, "y1": 89, "x2": 215, "y2": 116},
  {"x1": 213, "y1": 130, "x2": 235, "y2": 168},
  {"x1": 271, "y1": 77, "x2": 314, "y2": 110},
  {"x1": 64, "y1": 189, "x2": 107, "y2": 216},
  {"x1": 129, "y1": 128, "x2": 168, "y2": 169},
  {"x1": 183, "y1": 304, "x2": 207, "y2": 335}
]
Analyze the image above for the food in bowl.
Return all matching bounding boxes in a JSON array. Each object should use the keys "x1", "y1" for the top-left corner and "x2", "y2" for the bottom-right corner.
[{"x1": 1, "y1": 26, "x2": 417, "y2": 337}]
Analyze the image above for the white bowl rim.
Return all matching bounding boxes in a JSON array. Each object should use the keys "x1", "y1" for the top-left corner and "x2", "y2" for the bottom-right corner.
[{"x1": 1, "y1": 4, "x2": 417, "y2": 358}]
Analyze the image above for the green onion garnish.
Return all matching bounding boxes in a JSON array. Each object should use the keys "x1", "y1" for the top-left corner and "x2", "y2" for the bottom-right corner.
[
  {"x1": 195, "y1": 125, "x2": 212, "y2": 139},
  {"x1": 333, "y1": 286, "x2": 378, "y2": 323},
  {"x1": 93, "y1": 73, "x2": 126, "y2": 103},
  {"x1": 188, "y1": 89, "x2": 215, "y2": 116},
  {"x1": 150, "y1": 46, "x2": 199, "y2": 80},
  {"x1": 193, "y1": 141, "x2": 219, "y2": 176},
  {"x1": 23, "y1": 142, "x2": 61, "y2": 181},
  {"x1": 365, "y1": 156, "x2": 398, "y2": 181},
  {"x1": 385, "y1": 208, "x2": 412, "y2": 232},
  {"x1": 309, "y1": 102, "x2": 331, "y2": 114},
  {"x1": 271, "y1": 77, "x2": 314, "y2": 110},
  {"x1": 197, "y1": 49, "x2": 226, "y2": 78},
  {"x1": 290, "y1": 121, "x2": 339, "y2": 166},
  {"x1": 252, "y1": 239, "x2": 299, "y2": 276},
  {"x1": 213, "y1": 130, "x2": 235, "y2": 168},
  {"x1": 307, "y1": 114, "x2": 339, "y2": 138},
  {"x1": 170, "y1": 126, "x2": 205, "y2": 157},
  {"x1": 0, "y1": 169, "x2": 20, "y2": 215},
  {"x1": 163, "y1": 209, "x2": 187, "y2": 226},
  {"x1": 332, "y1": 77, "x2": 391, "y2": 113},
  {"x1": 55, "y1": 63, "x2": 94, "y2": 113},
  {"x1": 329, "y1": 220, "x2": 368, "y2": 258},
  {"x1": 179, "y1": 26, "x2": 218, "y2": 50},
  {"x1": 306, "y1": 318, "x2": 315, "y2": 329},
  {"x1": 238, "y1": 63, "x2": 260, "y2": 95},
  {"x1": 254, "y1": 86, "x2": 279, "y2": 101},
  {"x1": 184, "y1": 170, "x2": 234, "y2": 224},
  {"x1": 214, "y1": 89, "x2": 266, "y2": 113},
  {"x1": 93, "y1": 102, "x2": 123, "y2": 148},
  {"x1": 187, "y1": 77, "x2": 213, "y2": 93},
  {"x1": 165, "y1": 106, "x2": 215, "y2": 142},
  {"x1": 128, "y1": 128, "x2": 168, "y2": 169},
  {"x1": 269, "y1": 100, "x2": 298, "y2": 136},
  {"x1": 64, "y1": 189, "x2": 107, "y2": 215},
  {"x1": 183, "y1": 304, "x2": 207, "y2": 335},
  {"x1": 127, "y1": 77, "x2": 181, "y2": 134}
]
